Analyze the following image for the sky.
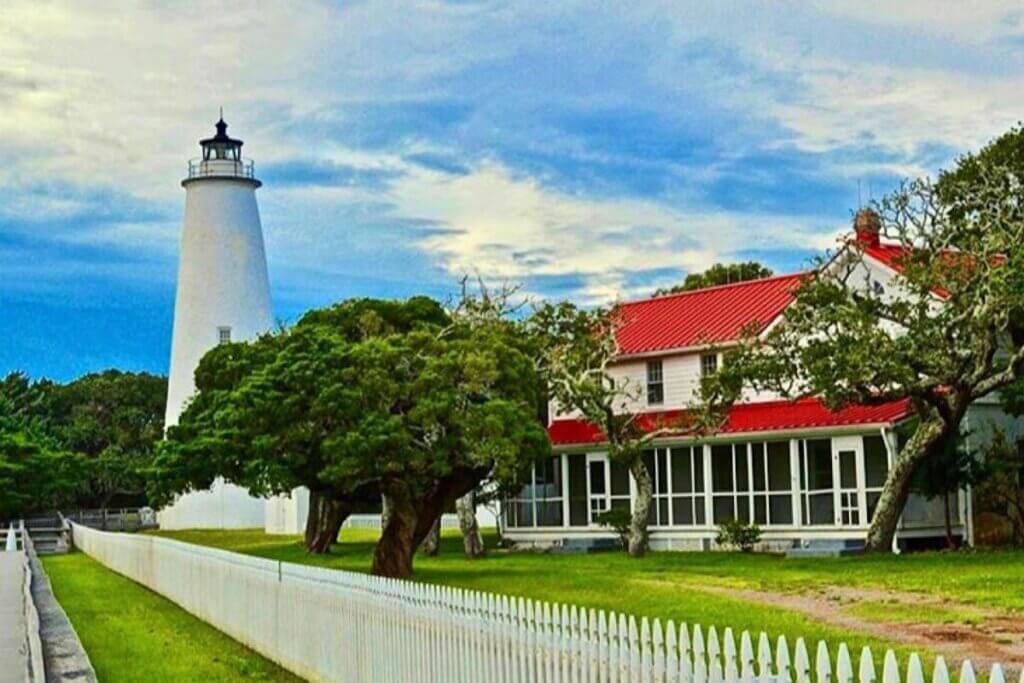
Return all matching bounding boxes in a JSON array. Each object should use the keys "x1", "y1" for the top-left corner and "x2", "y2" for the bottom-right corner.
[{"x1": 2, "y1": 1, "x2": 1024, "y2": 381}]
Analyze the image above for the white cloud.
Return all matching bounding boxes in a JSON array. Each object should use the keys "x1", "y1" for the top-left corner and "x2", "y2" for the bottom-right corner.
[{"x1": 389, "y1": 160, "x2": 839, "y2": 302}]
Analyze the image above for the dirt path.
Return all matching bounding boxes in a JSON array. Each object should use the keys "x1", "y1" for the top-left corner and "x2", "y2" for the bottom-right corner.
[{"x1": 697, "y1": 583, "x2": 1024, "y2": 677}]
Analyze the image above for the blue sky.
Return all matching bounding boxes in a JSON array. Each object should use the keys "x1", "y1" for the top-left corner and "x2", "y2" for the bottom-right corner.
[{"x1": 3, "y1": 1, "x2": 1023, "y2": 381}]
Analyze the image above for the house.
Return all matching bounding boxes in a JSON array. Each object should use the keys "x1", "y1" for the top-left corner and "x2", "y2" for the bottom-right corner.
[{"x1": 503, "y1": 211, "x2": 1020, "y2": 552}]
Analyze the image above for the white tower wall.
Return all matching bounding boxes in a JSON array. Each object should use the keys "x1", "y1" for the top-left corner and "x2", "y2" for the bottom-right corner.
[{"x1": 159, "y1": 132, "x2": 273, "y2": 531}]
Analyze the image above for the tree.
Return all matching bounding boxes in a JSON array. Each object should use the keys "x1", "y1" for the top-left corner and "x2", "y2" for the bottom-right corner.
[
  {"x1": 699, "y1": 129, "x2": 1024, "y2": 553},
  {"x1": 45, "y1": 370, "x2": 166, "y2": 508},
  {"x1": 913, "y1": 435, "x2": 985, "y2": 548},
  {"x1": 653, "y1": 261, "x2": 773, "y2": 297},
  {"x1": 529, "y1": 302, "x2": 689, "y2": 557},
  {"x1": 0, "y1": 375, "x2": 86, "y2": 518},
  {"x1": 152, "y1": 293, "x2": 548, "y2": 577},
  {"x1": 975, "y1": 429, "x2": 1024, "y2": 545}
]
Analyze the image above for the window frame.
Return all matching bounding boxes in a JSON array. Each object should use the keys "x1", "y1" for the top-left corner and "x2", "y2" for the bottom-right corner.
[
  {"x1": 217, "y1": 326, "x2": 232, "y2": 344},
  {"x1": 700, "y1": 353, "x2": 719, "y2": 377},
  {"x1": 646, "y1": 360, "x2": 665, "y2": 405}
]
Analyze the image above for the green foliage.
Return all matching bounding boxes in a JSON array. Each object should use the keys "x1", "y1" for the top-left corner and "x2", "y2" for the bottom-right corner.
[
  {"x1": 152, "y1": 294, "x2": 548, "y2": 572},
  {"x1": 0, "y1": 370, "x2": 165, "y2": 516},
  {"x1": 594, "y1": 507, "x2": 632, "y2": 547},
  {"x1": 975, "y1": 429, "x2": 1024, "y2": 545},
  {"x1": 715, "y1": 519, "x2": 762, "y2": 552},
  {"x1": 46, "y1": 370, "x2": 166, "y2": 507},
  {"x1": 912, "y1": 435, "x2": 986, "y2": 501},
  {"x1": 653, "y1": 262, "x2": 773, "y2": 297}
]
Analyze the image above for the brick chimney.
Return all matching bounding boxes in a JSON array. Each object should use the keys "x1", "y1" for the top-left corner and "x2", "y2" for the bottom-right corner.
[{"x1": 854, "y1": 208, "x2": 881, "y2": 247}]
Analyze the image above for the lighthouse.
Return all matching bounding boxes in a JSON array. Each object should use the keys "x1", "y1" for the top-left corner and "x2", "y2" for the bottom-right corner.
[{"x1": 158, "y1": 117, "x2": 272, "y2": 529}]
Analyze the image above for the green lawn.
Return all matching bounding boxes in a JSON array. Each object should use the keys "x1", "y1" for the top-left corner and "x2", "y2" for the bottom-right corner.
[
  {"x1": 155, "y1": 527, "x2": 1024, "y2": 671},
  {"x1": 42, "y1": 552, "x2": 303, "y2": 683}
]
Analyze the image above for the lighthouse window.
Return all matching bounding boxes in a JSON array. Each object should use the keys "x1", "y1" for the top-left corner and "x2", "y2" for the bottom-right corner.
[{"x1": 218, "y1": 326, "x2": 232, "y2": 344}]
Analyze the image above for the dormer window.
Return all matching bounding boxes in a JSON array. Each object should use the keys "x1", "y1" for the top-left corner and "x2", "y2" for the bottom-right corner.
[
  {"x1": 646, "y1": 360, "x2": 664, "y2": 405},
  {"x1": 218, "y1": 326, "x2": 232, "y2": 344},
  {"x1": 701, "y1": 353, "x2": 718, "y2": 376}
]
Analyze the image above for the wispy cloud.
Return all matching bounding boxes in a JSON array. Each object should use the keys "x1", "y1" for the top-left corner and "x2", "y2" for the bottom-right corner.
[{"x1": 2, "y1": 0, "x2": 1023, "y2": 378}]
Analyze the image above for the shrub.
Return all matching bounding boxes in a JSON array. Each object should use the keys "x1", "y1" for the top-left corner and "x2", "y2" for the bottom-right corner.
[
  {"x1": 595, "y1": 508, "x2": 632, "y2": 548},
  {"x1": 716, "y1": 519, "x2": 761, "y2": 552}
]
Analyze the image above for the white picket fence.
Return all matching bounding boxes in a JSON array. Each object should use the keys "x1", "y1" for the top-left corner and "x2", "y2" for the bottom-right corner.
[{"x1": 70, "y1": 523, "x2": 1015, "y2": 683}]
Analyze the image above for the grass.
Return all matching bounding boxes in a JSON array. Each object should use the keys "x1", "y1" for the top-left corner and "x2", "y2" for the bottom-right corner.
[
  {"x1": 154, "y1": 527, "x2": 1024, "y2": 669},
  {"x1": 844, "y1": 600, "x2": 983, "y2": 626},
  {"x1": 41, "y1": 552, "x2": 303, "y2": 683}
]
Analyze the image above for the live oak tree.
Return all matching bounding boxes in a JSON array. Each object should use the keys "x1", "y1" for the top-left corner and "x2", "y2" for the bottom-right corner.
[
  {"x1": 150, "y1": 298, "x2": 446, "y2": 553},
  {"x1": 152, "y1": 294, "x2": 548, "y2": 577},
  {"x1": 699, "y1": 129, "x2": 1024, "y2": 553},
  {"x1": 529, "y1": 302, "x2": 688, "y2": 557}
]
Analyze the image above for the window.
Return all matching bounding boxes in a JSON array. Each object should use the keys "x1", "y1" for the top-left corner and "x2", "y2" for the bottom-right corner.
[
  {"x1": 751, "y1": 441, "x2": 794, "y2": 525},
  {"x1": 643, "y1": 449, "x2": 671, "y2": 526},
  {"x1": 646, "y1": 360, "x2": 664, "y2": 405},
  {"x1": 506, "y1": 456, "x2": 564, "y2": 528},
  {"x1": 670, "y1": 445, "x2": 706, "y2": 526},
  {"x1": 701, "y1": 353, "x2": 718, "y2": 376},
  {"x1": 218, "y1": 326, "x2": 232, "y2": 344}
]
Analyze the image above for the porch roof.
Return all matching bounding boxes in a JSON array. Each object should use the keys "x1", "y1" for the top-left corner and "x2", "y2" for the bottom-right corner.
[{"x1": 548, "y1": 396, "x2": 914, "y2": 447}]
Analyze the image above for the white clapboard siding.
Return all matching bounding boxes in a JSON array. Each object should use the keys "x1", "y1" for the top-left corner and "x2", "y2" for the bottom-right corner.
[{"x1": 70, "y1": 523, "x2": 1016, "y2": 683}]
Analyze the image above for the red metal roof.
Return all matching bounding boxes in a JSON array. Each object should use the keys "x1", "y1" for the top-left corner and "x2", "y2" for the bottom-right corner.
[
  {"x1": 548, "y1": 397, "x2": 913, "y2": 446},
  {"x1": 615, "y1": 273, "x2": 806, "y2": 354}
]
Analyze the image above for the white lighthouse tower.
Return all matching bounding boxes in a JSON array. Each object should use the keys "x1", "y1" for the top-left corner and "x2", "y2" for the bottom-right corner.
[{"x1": 158, "y1": 117, "x2": 272, "y2": 530}]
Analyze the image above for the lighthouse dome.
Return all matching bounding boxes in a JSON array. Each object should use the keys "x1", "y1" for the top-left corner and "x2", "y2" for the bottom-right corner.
[{"x1": 184, "y1": 116, "x2": 259, "y2": 187}]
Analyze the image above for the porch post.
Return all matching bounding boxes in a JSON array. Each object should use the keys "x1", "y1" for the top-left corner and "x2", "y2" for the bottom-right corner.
[
  {"x1": 561, "y1": 454, "x2": 571, "y2": 530},
  {"x1": 789, "y1": 438, "x2": 802, "y2": 530},
  {"x1": 702, "y1": 443, "x2": 713, "y2": 534}
]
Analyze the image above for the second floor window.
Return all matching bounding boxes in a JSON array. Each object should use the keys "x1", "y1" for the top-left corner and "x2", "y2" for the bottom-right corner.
[
  {"x1": 701, "y1": 353, "x2": 718, "y2": 376},
  {"x1": 646, "y1": 360, "x2": 664, "y2": 405},
  {"x1": 218, "y1": 326, "x2": 232, "y2": 344}
]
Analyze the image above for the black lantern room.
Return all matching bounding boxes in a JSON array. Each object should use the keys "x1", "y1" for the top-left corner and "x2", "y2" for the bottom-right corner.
[{"x1": 200, "y1": 117, "x2": 243, "y2": 162}]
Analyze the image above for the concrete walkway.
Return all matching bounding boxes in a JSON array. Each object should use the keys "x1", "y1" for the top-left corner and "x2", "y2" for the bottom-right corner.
[{"x1": 0, "y1": 553, "x2": 28, "y2": 683}]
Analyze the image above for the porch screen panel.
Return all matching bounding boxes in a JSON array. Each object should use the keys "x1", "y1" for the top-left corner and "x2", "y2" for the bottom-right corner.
[
  {"x1": 800, "y1": 439, "x2": 834, "y2": 525},
  {"x1": 506, "y1": 455, "x2": 564, "y2": 528},
  {"x1": 712, "y1": 444, "x2": 751, "y2": 523},
  {"x1": 642, "y1": 449, "x2": 671, "y2": 526},
  {"x1": 863, "y1": 436, "x2": 889, "y2": 523},
  {"x1": 751, "y1": 441, "x2": 793, "y2": 525},
  {"x1": 670, "y1": 446, "x2": 705, "y2": 526},
  {"x1": 610, "y1": 460, "x2": 631, "y2": 512},
  {"x1": 568, "y1": 454, "x2": 588, "y2": 527}
]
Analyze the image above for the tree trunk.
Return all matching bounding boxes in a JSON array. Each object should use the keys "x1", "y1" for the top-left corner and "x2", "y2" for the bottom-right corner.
[
  {"x1": 864, "y1": 417, "x2": 949, "y2": 553},
  {"x1": 304, "y1": 491, "x2": 352, "y2": 554},
  {"x1": 373, "y1": 485, "x2": 419, "y2": 578},
  {"x1": 456, "y1": 489, "x2": 485, "y2": 558},
  {"x1": 380, "y1": 493, "x2": 393, "y2": 532},
  {"x1": 372, "y1": 468, "x2": 486, "y2": 578},
  {"x1": 943, "y1": 490, "x2": 955, "y2": 549},
  {"x1": 627, "y1": 456, "x2": 652, "y2": 558},
  {"x1": 420, "y1": 516, "x2": 441, "y2": 556}
]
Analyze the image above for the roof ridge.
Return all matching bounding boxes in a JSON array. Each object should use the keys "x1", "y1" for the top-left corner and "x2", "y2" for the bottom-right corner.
[{"x1": 625, "y1": 271, "x2": 808, "y2": 306}]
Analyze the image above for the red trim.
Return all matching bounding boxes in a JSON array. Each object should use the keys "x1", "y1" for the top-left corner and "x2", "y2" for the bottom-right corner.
[{"x1": 548, "y1": 396, "x2": 913, "y2": 446}]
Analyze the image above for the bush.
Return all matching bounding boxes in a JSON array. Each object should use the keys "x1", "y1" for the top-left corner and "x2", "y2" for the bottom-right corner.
[
  {"x1": 594, "y1": 507, "x2": 632, "y2": 548},
  {"x1": 716, "y1": 519, "x2": 761, "y2": 552}
]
